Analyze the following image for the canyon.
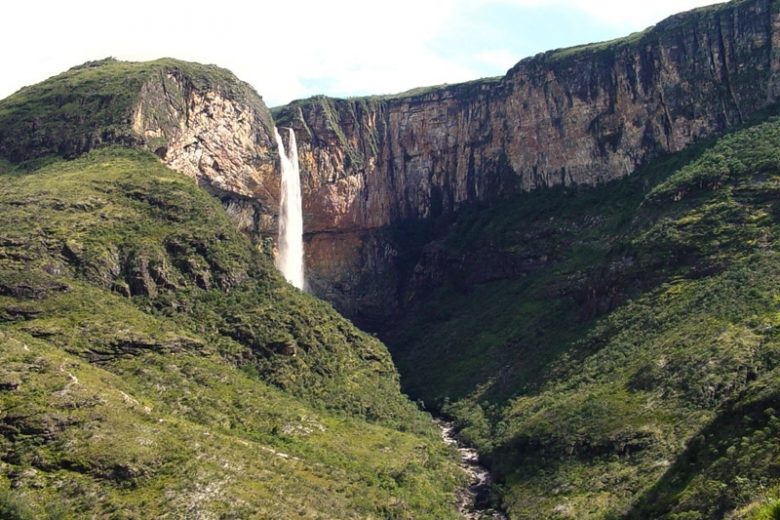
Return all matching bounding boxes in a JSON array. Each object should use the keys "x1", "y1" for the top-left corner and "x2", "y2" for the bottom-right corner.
[
  {"x1": 4, "y1": 1, "x2": 780, "y2": 516},
  {"x1": 5, "y1": 1, "x2": 777, "y2": 330},
  {"x1": 267, "y1": 0, "x2": 780, "y2": 326}
]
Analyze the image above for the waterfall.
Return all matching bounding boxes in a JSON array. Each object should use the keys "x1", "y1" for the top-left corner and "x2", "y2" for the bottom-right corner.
[{"x1": 274, "y1": 127, "x2": 305, "y2": 289}]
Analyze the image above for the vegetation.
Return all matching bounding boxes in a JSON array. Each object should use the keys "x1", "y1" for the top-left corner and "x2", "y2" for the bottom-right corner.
[
  {"x1": 0, "y1": 147, "x2": 462, "y2": 518},
  {"x1": 0, "y1": 57, "x2": 273, "y2": 163},
  {"x1": 272, "y1": 75, "x2": 503, "y2": 115},
  {"x1": 272, "y1": 77, "x2": 502, "y2": 171},
  {"x1": 387, "y1": 114, "x2": 780, "y2": 518},
  {"x1": 540, "y1": 0, "x2": 753, "y2": 64},
  {"x1": 3, "y1": 12, "x2": 779, "y2": 515}
]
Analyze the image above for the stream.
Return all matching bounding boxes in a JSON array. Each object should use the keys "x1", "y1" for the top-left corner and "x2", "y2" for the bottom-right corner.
[{"x1": 436, "y1": 420, "x2": 508, "y2": 519}]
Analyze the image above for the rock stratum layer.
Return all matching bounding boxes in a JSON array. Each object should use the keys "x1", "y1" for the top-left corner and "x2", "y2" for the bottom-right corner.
[{"x1": 271, "y1": 0, "x2": 780, "y2": 324}]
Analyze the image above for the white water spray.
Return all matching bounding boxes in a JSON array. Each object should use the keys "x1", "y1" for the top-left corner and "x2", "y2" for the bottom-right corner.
[{"x1": 274, "y1": 127, "x2": 305, "y2": 289}]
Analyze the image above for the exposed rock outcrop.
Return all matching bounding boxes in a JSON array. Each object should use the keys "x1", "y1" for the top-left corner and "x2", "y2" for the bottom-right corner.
[
  {"x1": 0, "y1": 58, "x2": 281, "y2": 241},
  {"x1": 130, "y1": 66, "x2": 280, "y2": 235},
  {"x1": 132, "y1": 69, "x2": 278, "y2": 218},
  {"x1": 271, "y1": 0, "x2": 780, "y2": 324},
  {"x1": 3, "y1": 4, "x2": 779, "y2": 328}
]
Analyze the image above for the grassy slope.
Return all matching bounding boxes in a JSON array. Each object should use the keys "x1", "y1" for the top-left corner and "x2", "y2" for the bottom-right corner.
[
  {"x1": 388, "y1": 114, "x2": 780, "y2": 519},
  {"x1": 0, "y1": 148, "x2": 461, "y2": 519}
]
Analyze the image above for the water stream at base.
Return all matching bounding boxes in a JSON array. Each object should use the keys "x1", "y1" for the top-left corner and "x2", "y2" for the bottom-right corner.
[{"x1": 436, "y1": 420, "x2": 508, "y2": 519}]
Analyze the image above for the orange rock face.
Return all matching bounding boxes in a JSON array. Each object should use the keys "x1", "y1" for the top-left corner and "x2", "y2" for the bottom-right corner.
[
  {"x1": 131, "y1": 68, "x2": 280, "y2": 238},
  {"x1": 268, "y1": 0, "x2": 780, "y2": 325},
  {"x1": 66, "y1": 3, "x2": 776, "y2": 327}
]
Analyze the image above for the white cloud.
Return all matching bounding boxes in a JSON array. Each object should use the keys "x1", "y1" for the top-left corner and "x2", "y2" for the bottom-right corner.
[
  {"x1": 494, "y1": 0, "x2": 725, "y2": 28},
  {"x1": 0, "y1": 0, "x2": 727, "y2": 107}
]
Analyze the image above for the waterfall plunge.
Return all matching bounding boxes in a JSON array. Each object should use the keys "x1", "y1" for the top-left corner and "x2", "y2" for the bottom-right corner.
[{"x1": 274, "y1": 127, "x2": 305, "y2": 289}]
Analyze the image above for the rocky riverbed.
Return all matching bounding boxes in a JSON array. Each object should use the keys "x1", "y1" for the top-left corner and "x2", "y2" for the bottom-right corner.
[{"x1": 437, "y1": 420, "x2": 508, "y2": 519}]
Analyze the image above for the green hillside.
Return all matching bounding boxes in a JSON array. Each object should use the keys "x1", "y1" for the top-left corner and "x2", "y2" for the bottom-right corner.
[
  {"x1": 0, "y1": 148, "x2": 462, "y2": 519},
  {"x1": 5, "y1": 41, "x2": 780, "y2": 519},
  {"x1": 387, "y1": 113, "x2": 780, "y2": 518},
  {"x1": 0, "y1": 57, "x2": 274, "y2": 163}
]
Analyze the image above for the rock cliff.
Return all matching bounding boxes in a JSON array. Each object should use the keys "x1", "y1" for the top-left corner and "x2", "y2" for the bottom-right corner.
[
  {"x1": 0, "y1": 58, "x2": 470, "y2": 517},
  {"x1": 131, "y1": 65, "x2": 280, "y2": 236},
  {"x1": 0, "y1": 58, "x2": 281, "y2": 239},
  {"x1": 272, "y1": 0, "x2": 780, "y2": 325},
  {"x1": 3, "y1": 2, "x2": 779, "y2": 327}
]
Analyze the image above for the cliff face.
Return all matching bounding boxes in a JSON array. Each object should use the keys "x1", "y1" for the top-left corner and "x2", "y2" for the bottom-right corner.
[
  {"x1": 2, "y1": 4, "x2": 779, "y2": 326},
  {"x1": 131, "y1": 67, "x2": 280, "y2": 237},
  {"x1": 272, "y1": 0, "x2": 780, "y2": 325},
  {"x1": 0, "y1": 58, "x2": 281, "y2": 240}
]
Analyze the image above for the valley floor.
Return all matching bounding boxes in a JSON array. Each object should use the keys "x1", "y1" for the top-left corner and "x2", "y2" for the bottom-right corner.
[
  {"x1": 386, "y1": 114, "x2": 780, "y2": 519},
  {"x1": 437, "y1": 420, "x2": 507, "y2": 520}
]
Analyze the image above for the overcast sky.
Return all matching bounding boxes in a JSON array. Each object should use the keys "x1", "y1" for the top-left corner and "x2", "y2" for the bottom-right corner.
[{"x1": 2, "y1": 0, "x2": 724, "y2": 107}]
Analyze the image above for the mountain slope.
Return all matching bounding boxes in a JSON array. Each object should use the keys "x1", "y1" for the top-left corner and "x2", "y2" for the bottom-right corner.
[
  {"x1": 0, "y1": 147, "x2": 462, "y2": 518},
  {"x1": 0, "y1": 57, "x2": 281, "y2": 243},
  {"x1": 4, "y1": 3, "x2": 780, "y2": 515},
  {"x1": 385, "y1": 111, "x2": 780, "y2": 518}
]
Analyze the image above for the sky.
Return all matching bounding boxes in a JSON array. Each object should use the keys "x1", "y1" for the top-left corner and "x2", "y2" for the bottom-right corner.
[{"x1": 1, "y1": 0, "x2": 725, "y2": 107}]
